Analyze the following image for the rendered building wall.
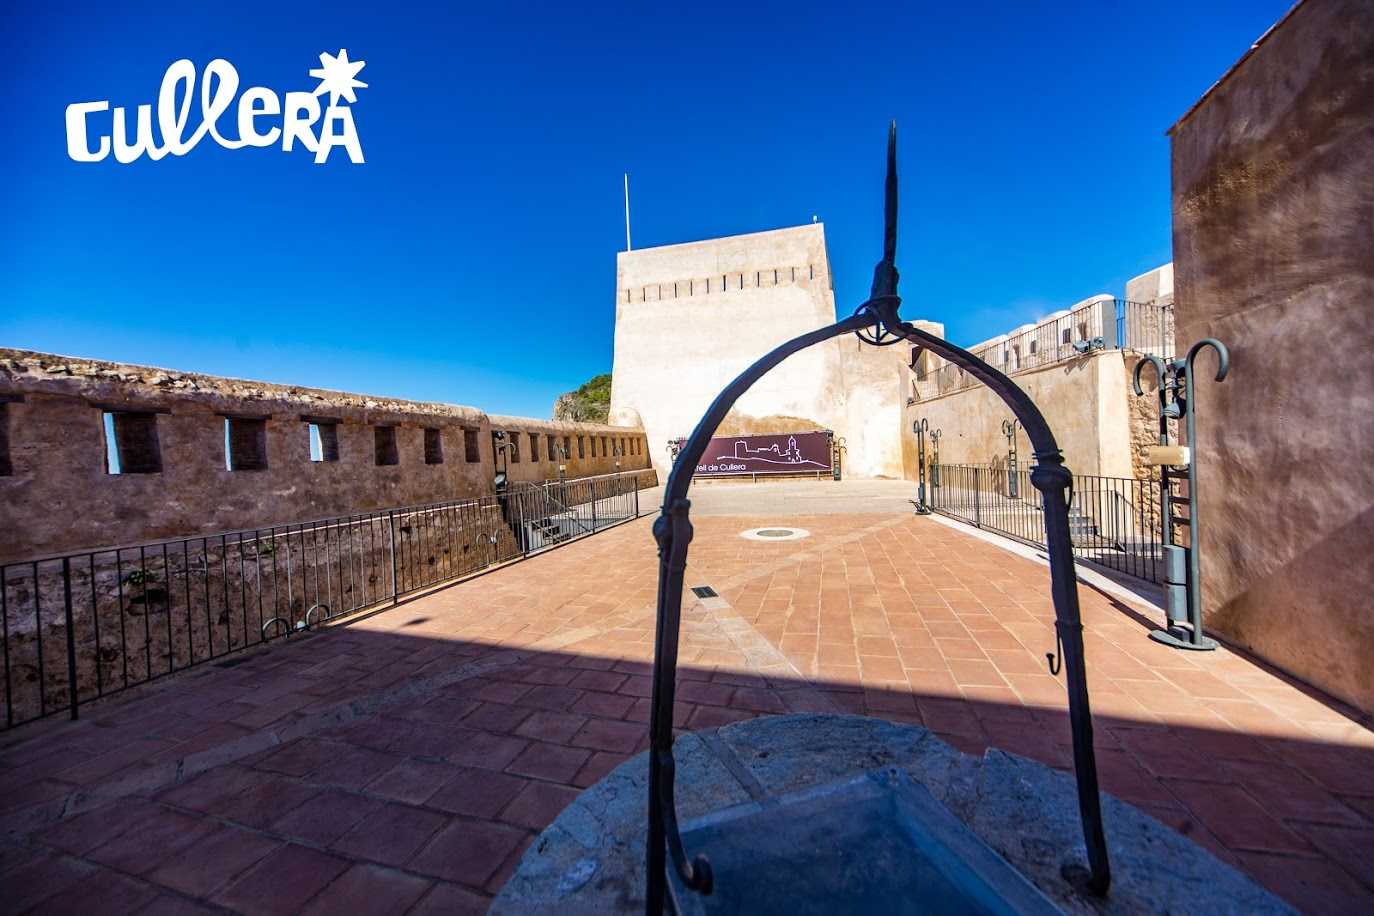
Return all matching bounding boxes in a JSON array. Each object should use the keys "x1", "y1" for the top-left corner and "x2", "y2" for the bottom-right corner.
[{"x1": 1169, "y1": 0, "x2": 1374, "y2": 713}]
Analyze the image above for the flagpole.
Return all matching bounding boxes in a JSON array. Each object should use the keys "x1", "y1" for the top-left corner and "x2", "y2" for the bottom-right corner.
[{"x1": 624, "y1": 172, "x2": 632, "y2": 251}]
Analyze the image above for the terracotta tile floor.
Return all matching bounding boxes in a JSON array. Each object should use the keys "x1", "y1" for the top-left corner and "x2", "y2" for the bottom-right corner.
[{"x1": 2, "y1": 512, "x2": 1372, "y2": 914}]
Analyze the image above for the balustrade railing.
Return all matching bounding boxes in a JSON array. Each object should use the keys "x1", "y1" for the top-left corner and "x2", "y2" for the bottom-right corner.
[
  {"x1": 929, "y1": 464, "x2": 1164, "y2": 584},
  {"x1": 0, "y1": 469, "x2": 655, "y2": 730},
  {"x1": 918, "y1": 298, "x2": 1174, "y2": 398}
]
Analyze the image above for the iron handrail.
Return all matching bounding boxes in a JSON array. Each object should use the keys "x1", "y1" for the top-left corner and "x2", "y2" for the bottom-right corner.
[
  {"x1": 536, "y1": 483, "x2": 597, "y2": 536},
  {"x1": 928, "y1": 464, "x2": 1164, "y2": 584},
  {"x1": 921, "y1": 298, "x2": 1174, "y2": 397},
  {"x1": 0, "y1": 470, "x2": 653, "y2": 731}
]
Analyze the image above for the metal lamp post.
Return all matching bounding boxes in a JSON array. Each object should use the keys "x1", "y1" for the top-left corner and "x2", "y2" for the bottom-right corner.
[
  {"x1": 1133, "y1": 340, "x2": 1230, "y2": 651},
  {"x1": 1002, "y1": 418, "x2": 1021, "y2": 498},
  {"x1": 667, "y1": 437, "x2": 686, "y2": 465},
  {"x1": 912, "y1": 419, "x2": 931, "y2": 514},
  {"x1": 491, "y1": 430, "x2": 510, "y2": 490},
  {"x1": 645, "y1": 123, "x2": 1111, "y2": 913},
  {"x1": 553, "y1": 440, "x2": 568, "y2": 484},
  {"x1": 613, "y1": 440, "x2": 623, "y2": 495},
  {"x1": 929, "y1": 427, "x2": 943, "y2": 488}
]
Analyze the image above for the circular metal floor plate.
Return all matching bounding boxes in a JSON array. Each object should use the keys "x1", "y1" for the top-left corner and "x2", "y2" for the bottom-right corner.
[{"x1": 740, "y1": 527, "x2": 811, "y2": 542}]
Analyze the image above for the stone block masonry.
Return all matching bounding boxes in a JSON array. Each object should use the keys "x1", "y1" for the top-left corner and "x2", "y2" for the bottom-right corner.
[{"x1": 0, "y1": 349, "x2": 653, "y2": 564}]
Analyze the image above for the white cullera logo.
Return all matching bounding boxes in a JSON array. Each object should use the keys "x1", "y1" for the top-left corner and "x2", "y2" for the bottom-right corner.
[{"x1": 65, "y1": 50, "x2": 368, "y2": 165}]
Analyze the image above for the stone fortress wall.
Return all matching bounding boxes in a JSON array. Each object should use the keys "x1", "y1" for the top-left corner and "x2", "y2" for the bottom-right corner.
[
  {"x1": 0, "y1": 349, "x2": 651, "y2": 564},
  {"x1": 485, "y1": 414, "x2": 649, "y2": 486}
]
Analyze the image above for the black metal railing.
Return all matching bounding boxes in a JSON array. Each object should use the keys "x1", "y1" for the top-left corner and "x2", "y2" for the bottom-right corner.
[
  {"x1": 929, "y1": 464, "x2": 1164, "y2": 584},
  {"x1": 922, "y1": 298, "x2": 1174, "y2": 397},
  {"x1": 0, "y1": 469, "x2": 655, "y2": 731}
]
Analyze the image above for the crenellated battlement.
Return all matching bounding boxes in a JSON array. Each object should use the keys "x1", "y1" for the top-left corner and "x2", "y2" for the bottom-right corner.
[{"x1": 621, "y1": 262, "x2": 825, "y2": 304}]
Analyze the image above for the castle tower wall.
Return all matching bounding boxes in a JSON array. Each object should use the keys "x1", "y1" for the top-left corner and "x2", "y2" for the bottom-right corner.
[{"x1": 610, "y1": 224, "x2": 866, "y2": 476}]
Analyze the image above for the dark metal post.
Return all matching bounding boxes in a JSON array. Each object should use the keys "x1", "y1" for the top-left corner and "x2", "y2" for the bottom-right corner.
[
  {"x1": 522, "y1": 491, "x2": 531, "y2": 558},
  {"x1": 1179, "y1": 340, "x2": 1228, "y2": 651},
  {"x1": 1132, "y1": 340, "x2": 1229, "y2": 651},
  {"x1": 973, "y1": 465, "x2": 982, "y2": 527},
  {"x1": 62, "y1": 558, "x2": 79, "y2": 720},
  {"x1": 912, "y1": 419, "x2": 930, "y2": 514},
  {"x1": 387, "y1": 510, "x2": 399, "y2": 605},
  {"x1": 645, "y1": 124, "x2": 1110, "y2": 910}
]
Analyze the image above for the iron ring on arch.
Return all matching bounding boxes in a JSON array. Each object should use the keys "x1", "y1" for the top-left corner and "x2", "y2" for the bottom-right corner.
[{"x1": 852, "y1": 295, "x2": 904, "y2": 346}]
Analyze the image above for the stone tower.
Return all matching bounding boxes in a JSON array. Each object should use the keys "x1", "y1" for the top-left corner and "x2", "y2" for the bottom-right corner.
[{"x1": 609, "y1": 223, "x2": 908, "y2": 478}]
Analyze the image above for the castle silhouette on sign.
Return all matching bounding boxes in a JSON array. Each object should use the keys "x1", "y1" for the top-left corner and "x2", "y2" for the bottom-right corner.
[
  {"x1": 731, "y1": 436, "x2": 801, "y2": 463},
  {"x1": 713, "y1": 435, "x2": 826, "y2": 469}
]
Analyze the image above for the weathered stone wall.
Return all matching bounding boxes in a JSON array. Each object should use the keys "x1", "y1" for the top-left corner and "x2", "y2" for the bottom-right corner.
[
  {"x1": 902, "y1": 349, "x2": 1145, "y2": 480},
  {"x1": 0, "y1": 350, "x2": 652, "y2": 563},
  {"x1": 608, "y1": 224, "x2": 906, "y2": 481},
  {"x1": 485, "y1": 414, "x2": 649, "y2": 486},
  {"x1": 1170, "y1": 0, "x2": 1374, "y2": 712}
]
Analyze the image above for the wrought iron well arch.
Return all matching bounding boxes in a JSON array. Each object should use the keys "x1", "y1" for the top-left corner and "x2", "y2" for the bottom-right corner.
[{"x1": 646, "y1": 123, "x2": 1110, "y2": 912}]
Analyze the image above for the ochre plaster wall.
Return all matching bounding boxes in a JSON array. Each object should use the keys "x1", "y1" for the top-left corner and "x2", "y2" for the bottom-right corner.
[
  {"x1": 0, "y1": 350, "x2": 650, "y2": 563},
  {"x1": 1169, "y1": 0, "x2": 1374, "y2": 713},
  {"x1": 902, "y1": 350, "x2": 1142, "y2": 480}
]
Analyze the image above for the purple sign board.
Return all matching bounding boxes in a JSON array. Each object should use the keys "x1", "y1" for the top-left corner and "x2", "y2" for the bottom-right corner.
[{"x1": 693, "y1": 431, "x2": 833, "y2": 477}]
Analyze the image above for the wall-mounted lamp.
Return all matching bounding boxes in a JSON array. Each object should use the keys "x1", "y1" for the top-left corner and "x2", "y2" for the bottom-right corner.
[
  {"x1": 552, "y1": 440, "x2": 569, "y2": 482},
  {"x1": 491, "y1": 430, "x2": 509, "y2": 490},
  {"x1": 1072, "y1": 336, "x2": 1106, "y2": 354}
]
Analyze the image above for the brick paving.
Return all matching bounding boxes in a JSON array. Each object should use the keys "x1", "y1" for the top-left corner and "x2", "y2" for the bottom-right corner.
[{"x1": 1, "y1": 509, "x2": 1372, "y2": 914}]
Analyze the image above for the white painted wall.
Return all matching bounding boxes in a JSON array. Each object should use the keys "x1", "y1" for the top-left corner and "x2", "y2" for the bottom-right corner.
[{"x1": 611, "y1": 224, "x2": 890, "y2": 476}]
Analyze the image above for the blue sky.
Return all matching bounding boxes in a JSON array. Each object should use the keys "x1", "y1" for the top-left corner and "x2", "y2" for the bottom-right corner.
[{"x1": 0, "y1": 1, "x2": 1291, "y2": 418}]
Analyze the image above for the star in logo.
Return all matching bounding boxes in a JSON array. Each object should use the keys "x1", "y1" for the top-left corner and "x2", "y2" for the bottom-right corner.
[{"x1": 309, "y1": 49, "x2": 368, "y2": 106}]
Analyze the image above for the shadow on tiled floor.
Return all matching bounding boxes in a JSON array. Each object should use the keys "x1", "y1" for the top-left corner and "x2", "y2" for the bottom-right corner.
[{"x1": 1, "y1": 512, "x2": 1371, "y2": 914}]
